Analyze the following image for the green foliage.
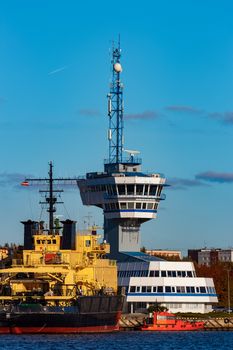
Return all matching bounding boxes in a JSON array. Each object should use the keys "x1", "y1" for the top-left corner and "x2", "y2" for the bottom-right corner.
[{"x1": 195, "y1": 262, "x2": 233, "y2": 307}]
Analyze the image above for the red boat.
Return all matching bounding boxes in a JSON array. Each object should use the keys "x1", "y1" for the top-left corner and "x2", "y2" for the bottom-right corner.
[{"x1": 141, "y1": 311, "x2": 205, "y2": 331}]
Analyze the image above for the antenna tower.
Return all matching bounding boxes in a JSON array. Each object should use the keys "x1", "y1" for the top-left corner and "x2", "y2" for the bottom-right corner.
[{"x1": 107, "y1": 38, "x2": 124, "y2": 164}]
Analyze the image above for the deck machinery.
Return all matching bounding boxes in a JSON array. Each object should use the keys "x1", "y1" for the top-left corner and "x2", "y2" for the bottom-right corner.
[{"x1": 77, "y1": 41, "x2": 166, "y2": 262}]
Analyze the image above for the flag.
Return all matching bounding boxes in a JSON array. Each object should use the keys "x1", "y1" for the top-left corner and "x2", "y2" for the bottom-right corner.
[{"x1": 21, "y1": 181, "x2": 29, "y2": 186}]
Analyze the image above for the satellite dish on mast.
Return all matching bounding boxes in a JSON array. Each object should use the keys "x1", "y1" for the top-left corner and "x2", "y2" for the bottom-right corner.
[{"x1": 124, "y1": 149, "x2": 140, "y2": 162}]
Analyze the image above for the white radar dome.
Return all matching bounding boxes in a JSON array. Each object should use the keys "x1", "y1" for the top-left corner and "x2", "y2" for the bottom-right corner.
[{"x1": 114, "y1": 63, "x2": 122, "y2": 73}]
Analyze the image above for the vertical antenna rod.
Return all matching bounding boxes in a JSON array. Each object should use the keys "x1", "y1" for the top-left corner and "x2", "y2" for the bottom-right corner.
[
  {"x1": 48, "y1": 161, "x2": 55, "y2": 233},
  {"x1": 107, "y1": 38, "x2": 124, "y2": 164}
]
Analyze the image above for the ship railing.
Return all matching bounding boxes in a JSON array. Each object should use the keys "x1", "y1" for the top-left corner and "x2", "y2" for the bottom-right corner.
[
  {"x1": 12, "y1": 258, "x2": 70, "y2": 266},
  {"x1": 104, "y1": 157, "x2": 142, "y2": 165}
]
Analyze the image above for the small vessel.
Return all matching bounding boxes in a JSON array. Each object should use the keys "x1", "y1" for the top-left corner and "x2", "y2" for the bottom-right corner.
[
  {"x1": 141, "y1": 311, "x2": 205, "y2": 331},
  {"x1": 0, "y1": 162, "x2": 123, "y2": 334}
]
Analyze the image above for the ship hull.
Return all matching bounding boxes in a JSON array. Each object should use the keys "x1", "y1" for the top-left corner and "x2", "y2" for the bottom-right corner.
[{"x1": 0, "y1": 295, "x2": 123, "y2": 334}]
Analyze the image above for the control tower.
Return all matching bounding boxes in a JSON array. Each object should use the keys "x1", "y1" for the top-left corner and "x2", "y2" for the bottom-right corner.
[{"x1": 77, "y1": 41, "x2": 166, "y2": 261}]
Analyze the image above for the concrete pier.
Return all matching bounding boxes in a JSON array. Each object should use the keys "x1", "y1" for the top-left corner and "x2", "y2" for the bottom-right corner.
[{"x1": 119, "y1": 314, "x2": 233, "y2": 331}]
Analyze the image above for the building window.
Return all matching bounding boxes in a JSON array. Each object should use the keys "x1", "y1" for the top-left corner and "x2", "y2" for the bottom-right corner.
[
  {"x1": 120, "y1": 202, "x2": 127, "y2": 209},
  {"x1": 200, "y1": 287, "x2": 206, "y2": 293},
  {"x1": 142, "y1": 270, "x2": 148, "y2": 277},
  {"x1": 147, "y1": 286, "x2": 152, "y2": 293},
  {"x1": 147, "y1": 203, "x2": 154, "y2": 210},
  {"x1": 136, "y1": 286, "x2": 140, "y2": 292},
  {"x1": 161, "y1": 271, "x2": 166, "y2": 277},
  {"x1": 136, "y1": 202, "x2": 142, "y2": 209},
  {"x1": 142, "y1": 286, "x2": 146, "y2": 293},
  {"x1": 153, "y1": 286, "x2": 157, "y2": 292},
  {"x1": 142, "y1": 203, "x2": 147, "y2": 209},
  {"x1": 187, "y1": 271, "x2": 192, "y2": 277},
  {"x1": 128, "y1": 202, "x2": 135, "y2": 209},
  {"x1": 149, "y1": 271, "x2": 154, "y2": 277},
  {"x1": 165, "y1": 286, "x2": 171, "y2": 293},
  {"x1": 157, "y1": 286, "x2": 163, "y2": 293},
  {"x1": 130, "y1": 286, "x2": 136, "y2": 293}
]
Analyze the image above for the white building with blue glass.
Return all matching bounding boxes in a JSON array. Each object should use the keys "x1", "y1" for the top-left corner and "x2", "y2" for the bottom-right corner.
[{"x1": 118, "y1": 260, "x2": 217, "y2": 313}]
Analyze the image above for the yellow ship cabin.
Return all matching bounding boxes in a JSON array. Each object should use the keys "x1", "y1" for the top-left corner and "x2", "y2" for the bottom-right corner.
[{"x1": 0, "y1": 220, "x2": 117, "y2": 306}]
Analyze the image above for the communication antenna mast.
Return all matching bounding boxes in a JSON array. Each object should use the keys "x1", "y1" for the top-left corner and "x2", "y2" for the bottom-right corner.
[
  {"x1": 21, "y1": 161, "x2": 78, "y2": 234},
  {"x1": 107, "y1": 37, "x2": 124, "y2": 164}
]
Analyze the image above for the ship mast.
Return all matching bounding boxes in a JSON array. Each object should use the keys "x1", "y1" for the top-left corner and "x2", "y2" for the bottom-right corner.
[{"x1": 22, "y1": 161, "x2": 78, "y2": 234}]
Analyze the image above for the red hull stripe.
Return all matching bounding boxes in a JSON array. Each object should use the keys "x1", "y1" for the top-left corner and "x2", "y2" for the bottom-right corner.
[{"x1": 6, "y1": 325, "x2": 119, "y2": 334}]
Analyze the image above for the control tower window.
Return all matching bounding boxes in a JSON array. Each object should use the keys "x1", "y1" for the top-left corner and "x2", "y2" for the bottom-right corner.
[
  {"x1": 128, "y1": 202, "x2": 134, "y2": 209},
  {"x1": 127, "y1": 184, "x2": 135, "y2": 195},
  {"x1": 136, "y1": 203, "x2": 142, "y2": 209},
  {"x1": 157, "y1": 186, "x2": 162, "y2": 196},
  {"x1": 142, "y1": 203, "x2": 147, "y2": 209},
  {"x1": 136, "y1": 185, "x2": 143, "y2": 195},
  {"x1": 144, "y1": 185, "x2": 149, "y2": 195},
  {"x1": 149, "y1": 185, "x2": 157, "y2": 196},
  {"x1": 118, "y1": 185, "x2": 126, "y2": 195},
  {"x1": 112, "y1": 185, "x2": 117, "y2": 195},
  {"x1": 147, "y1": 203, "x2": 154, "y2": 210},
  {"x1": 107, "y1": 185, "x2": 117, "y2": 195}
]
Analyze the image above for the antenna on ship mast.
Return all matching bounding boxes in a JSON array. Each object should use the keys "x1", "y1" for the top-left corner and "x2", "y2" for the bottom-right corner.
[
  {"x1": 21, "y1": 162, "x2": 78, "y2": 234},
  {"x1": 107, "y1": 36, "x2": 124, "y2": 164}
]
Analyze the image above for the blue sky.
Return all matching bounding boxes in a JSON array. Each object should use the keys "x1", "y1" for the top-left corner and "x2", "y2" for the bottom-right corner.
[{"x1": 1, "y1": 0, "x2": 233, "y2": 254}]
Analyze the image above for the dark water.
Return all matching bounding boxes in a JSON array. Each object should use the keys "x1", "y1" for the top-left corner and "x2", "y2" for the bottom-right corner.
[{"x1": 0, "y1": 332, "x2": 233, "y2": 350}]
